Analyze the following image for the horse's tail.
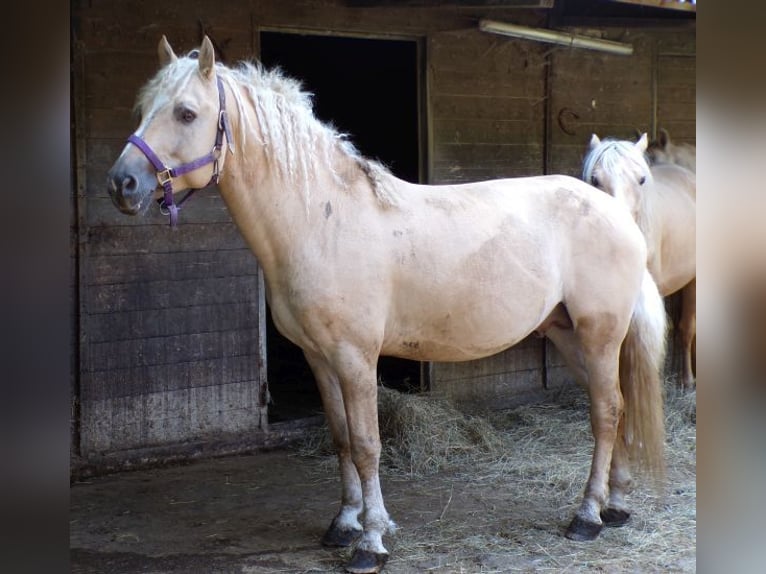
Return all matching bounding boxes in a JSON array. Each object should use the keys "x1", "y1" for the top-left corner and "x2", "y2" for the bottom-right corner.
[{"x1": 619, "y1": 270, "x2": 667, "y2": 485}]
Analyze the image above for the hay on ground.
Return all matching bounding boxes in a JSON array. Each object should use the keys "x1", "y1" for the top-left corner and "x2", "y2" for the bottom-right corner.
[{"x1": 298, "y1": 380, "x2": 696, "y2": 572}]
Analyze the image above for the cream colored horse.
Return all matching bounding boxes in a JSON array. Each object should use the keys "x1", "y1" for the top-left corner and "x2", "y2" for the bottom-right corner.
[
  {"x1": 107, "y1": 36, "x2": 667, "y2": 574},
  {"x1": 647, "y1": 128, "x2": 696, "y2": 172},
  {"x1": 584, "y1": 134, "x2": 696, "y2": 389}
]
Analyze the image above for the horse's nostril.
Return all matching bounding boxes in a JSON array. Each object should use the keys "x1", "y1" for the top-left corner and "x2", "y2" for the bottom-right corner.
[{"x1": 122, "y1": 175, "x2": 138, "y2": 194}]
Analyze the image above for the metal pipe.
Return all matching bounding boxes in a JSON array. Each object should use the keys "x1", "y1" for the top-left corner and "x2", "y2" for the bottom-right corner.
[{"x1": 479, "y1": 19, "x2": 634, "y2": 56}]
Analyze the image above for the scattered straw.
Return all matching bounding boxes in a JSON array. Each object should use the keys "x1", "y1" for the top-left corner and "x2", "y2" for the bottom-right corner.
[{"x1": 299, "y1": 380, "x2": 695, "y2": 572}]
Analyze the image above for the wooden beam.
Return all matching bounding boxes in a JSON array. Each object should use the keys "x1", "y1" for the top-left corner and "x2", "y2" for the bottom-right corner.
[{"x1": 608, "y1": 0, "x2": 696, "y2": 12}]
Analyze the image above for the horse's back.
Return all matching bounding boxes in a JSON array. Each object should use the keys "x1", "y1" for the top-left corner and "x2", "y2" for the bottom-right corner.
[
  {"x1": 652, "y1": 163, "x2": 696, "y2": 200},
  {"x1": 380, "y1": 174, "x2": 647, "y2": 360}
]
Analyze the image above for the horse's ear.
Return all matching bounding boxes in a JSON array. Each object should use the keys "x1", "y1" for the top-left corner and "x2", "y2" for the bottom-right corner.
[
  {"x1": 198, "y1": 35, "x2": 216, "y2": 79},
  {"x1": 158, "y1": 35, "x2": 178, "y2": 68},
  {"x1": 589, "y1": 134, "x2": 601, "y2": 150},
  {"x1": 658, "y1": 128, "x2": 670, "y2": 148},
  {"x1": 636, "y1": 132, "x2": 648, "y2": 152}
]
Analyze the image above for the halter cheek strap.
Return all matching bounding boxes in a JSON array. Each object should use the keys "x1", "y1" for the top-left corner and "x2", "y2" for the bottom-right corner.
[{"x1": 127, "y1": 76, "x2": 233, "y2": 227}]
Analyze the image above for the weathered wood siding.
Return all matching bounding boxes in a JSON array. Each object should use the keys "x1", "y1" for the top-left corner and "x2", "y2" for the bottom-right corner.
[
  {"x1": 73, "y1": 3, "x2": 267, "y2": 464},
  {"x1": 71, "y1": 0, "x2": 695, "y2": 461}
]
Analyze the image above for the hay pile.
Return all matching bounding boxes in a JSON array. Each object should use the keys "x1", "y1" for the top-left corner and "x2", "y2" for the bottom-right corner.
[{"x1": 299, "y1": 385, "x2": 506, "y2": 475}]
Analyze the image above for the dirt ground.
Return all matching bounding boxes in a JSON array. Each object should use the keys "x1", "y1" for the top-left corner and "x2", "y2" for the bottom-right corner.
[{"x1": 70, "y1": 389, "x2": 696, "y2": 573}]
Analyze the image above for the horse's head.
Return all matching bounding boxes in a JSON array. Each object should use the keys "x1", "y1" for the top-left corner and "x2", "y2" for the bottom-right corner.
[
  {"x1": 646, "y1": 128, "x2": 672, "y2": 165},
  {"x1": 107, "y1": 36, "x2": 232, "y2": 223},
  {"x1": 584, "y1": 133, "x2": 652, "y2": 220}
]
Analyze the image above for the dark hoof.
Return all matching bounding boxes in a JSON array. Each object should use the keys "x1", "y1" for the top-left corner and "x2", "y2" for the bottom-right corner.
[
  {"x1": 321, "y1": 522, "x2": 362, "y2": 548},
  {"x1": 345, "y1": 548, "x2": 389, "y2": 574},
  {"x1": 601, "y1": 508, "x2": 631, "y2": 527},
  {"x1": 565, "y1": 515, "x2": 603, "y2": 541}
]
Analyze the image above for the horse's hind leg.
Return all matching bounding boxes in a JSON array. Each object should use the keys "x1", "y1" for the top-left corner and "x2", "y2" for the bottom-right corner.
[
  {"x1": 545, "y1": 324, "x2": 624, "y2": 539},
  {"x1": 303, "y1": 351, "x2": 364, "y2": 548},
  {"x1": 568, "y1": 343, "x2": 623, "y2": 541},
  {"x1": 601, "y1": 416, "x2": 633, "y2": 527},
  {"x1": 678, "y1": 278, "x2": 696, "y2": 389}
]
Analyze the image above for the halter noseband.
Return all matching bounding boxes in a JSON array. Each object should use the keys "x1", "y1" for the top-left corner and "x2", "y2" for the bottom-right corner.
[{"x1": 127, "y1": 76, "x2": 233, "y2": 227}]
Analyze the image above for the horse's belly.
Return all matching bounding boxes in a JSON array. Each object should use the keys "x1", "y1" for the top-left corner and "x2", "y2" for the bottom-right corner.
[{"x1": 382, "y1": 295, "x2": 550, "y2": 362}]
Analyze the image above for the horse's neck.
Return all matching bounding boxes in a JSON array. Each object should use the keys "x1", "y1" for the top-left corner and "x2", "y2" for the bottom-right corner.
[{"x1": 218, "y1": 131, "x2": 372, "y2": 275}]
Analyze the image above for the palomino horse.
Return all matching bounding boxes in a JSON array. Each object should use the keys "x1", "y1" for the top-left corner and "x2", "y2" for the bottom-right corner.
[
  {"x1": 584, "y1": 134, "x2": 696, "y2": 389},
  {"x1": 647, "y1": 128, "x2": 696, "y2": 172},
  {"x1": 107, "y1": 36, "x2": 667, "y2": 574}
]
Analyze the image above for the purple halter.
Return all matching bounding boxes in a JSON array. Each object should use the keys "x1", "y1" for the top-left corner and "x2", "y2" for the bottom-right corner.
[{"x1": 127, "y1": 76, "x2": 233, "y2": 226}]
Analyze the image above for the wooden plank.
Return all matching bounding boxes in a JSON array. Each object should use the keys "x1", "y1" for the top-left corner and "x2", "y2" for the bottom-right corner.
[
  {"x1": 432, "y1": 94, "x2": 544, "y2": 122},
  {"x1": 430, "y1": 30, "x2": 547, "y2": 73},
  {"x1": 75, "y1": 0, "x2": 253, "y2": 57},
  {"x1": 656, "y1": 101, "x2": 696, "y2": 122},
  {"x1": 86, "y1": 302, "x2": 260, "y2": 342},
  {"x1": 656, "y1": 33, "x2": 696, "y2": 55},
  {"x1": 87, "y1": 195, "x2": 234, "y2": 227},
  {"x1": 87, "y1": 248, "x2": 257, "y2": 286},
  {"x1": 82, "y1": 354, "x2": 260, "y2": 400},
  {"x1": 80, "y1": 381, "x2": 263, "y2": 454},
  {"x1": 86, "y1": 223, "x2": 249, "y2": 256},
  {"x1": 607, "y1": 0, "x2": 695, "y2": 13},
  {"x1": 85, "y1": 275, "x2": 260, "y2": 314},
  {"x1": 86, "y1": 328, "x2": 261, "y2": 373},
  {"x1": 432, "y1": 68, "x2": 544, "y2": 98},
  {"x1": 433, "y1": 118, "x2": 544, "y2": 145},
  {"x1": 86, "y1": 301, "x2": 261, "y2": 344},
  {"x1": 433, "y1": 338, "x2": 541, "y2": 382}
]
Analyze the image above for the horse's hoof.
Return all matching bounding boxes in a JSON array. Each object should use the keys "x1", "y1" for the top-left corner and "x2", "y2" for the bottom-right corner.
[
  {"x1": 565, "y1": 515, "x2": 603, "y2": 541},
  {"x1": 321, "y1": 523, "x2": 363, "y2": 548},
  {"x1": 345, "y1": 548, "x2": 389, "y2": 574},
  {"x1": 601, "y1": 508, "x2": 631, "y2": 527}
]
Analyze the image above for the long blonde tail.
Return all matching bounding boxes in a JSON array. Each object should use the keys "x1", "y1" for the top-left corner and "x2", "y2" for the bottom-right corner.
[{"x1": 619, "y1": 270, "x2": 667, "y2": 485}]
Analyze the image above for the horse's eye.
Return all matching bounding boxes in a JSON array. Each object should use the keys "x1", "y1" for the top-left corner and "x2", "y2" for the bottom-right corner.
[
  {"x1": 639, "y1": 176, "x2": 646, "y2": 185},
  {"x1": 591, "y1": 176, "x2": 599, "y2": 187},
  {"x1": 176, "y1": 107, "x2": 197, "y2": 124}
]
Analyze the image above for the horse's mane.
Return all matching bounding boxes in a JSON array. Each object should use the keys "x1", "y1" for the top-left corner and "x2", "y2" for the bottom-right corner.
[
  {"x1": 136, "y1": 53, "x2": 400, "y2": 208},
  {"x1": 582, "y1": 138, "x2": 655, "y2": 238}
]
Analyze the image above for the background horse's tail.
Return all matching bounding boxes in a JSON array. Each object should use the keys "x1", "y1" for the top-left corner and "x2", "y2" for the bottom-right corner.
[{"x1": 620, "y1": 270, "x2": 667, "y2": 484}]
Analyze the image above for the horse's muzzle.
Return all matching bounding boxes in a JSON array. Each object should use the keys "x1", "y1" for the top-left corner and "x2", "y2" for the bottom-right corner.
[{"x1": 107, "y1": 166, "x2": 157, "y2": 215}]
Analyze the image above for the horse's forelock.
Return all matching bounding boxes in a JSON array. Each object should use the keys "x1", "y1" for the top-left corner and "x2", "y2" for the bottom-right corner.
[
  {"x1": 583, "y1": 139, "x2": 651, "y2": 185},
  {"x1": 135, "y1": 57, "x2": 199, "y2": 119}
]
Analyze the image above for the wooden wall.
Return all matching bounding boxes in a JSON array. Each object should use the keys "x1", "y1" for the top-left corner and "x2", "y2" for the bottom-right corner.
[
  {"x1": 72, "y1": 3, "x2": 266, "y2": 469},
  {"x1": 71, "y1": 0, "x2": 695, "y2": 465}
]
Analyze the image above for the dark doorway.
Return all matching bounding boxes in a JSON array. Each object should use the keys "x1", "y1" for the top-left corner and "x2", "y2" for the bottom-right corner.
[{"x1": 260, "y1": 32, "x2": 424, "y2": 423}]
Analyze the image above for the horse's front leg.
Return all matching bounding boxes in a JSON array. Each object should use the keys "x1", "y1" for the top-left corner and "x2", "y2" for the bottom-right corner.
[
  {"x1": 566, "y1": 348, "x2": 622, "y2": 541},
  {"x1": 334, "y1": 346, "x2": 396, "y2": 574},
  {"x1": 303, "y1": 351, "x2": 364, "y2": 548}
]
